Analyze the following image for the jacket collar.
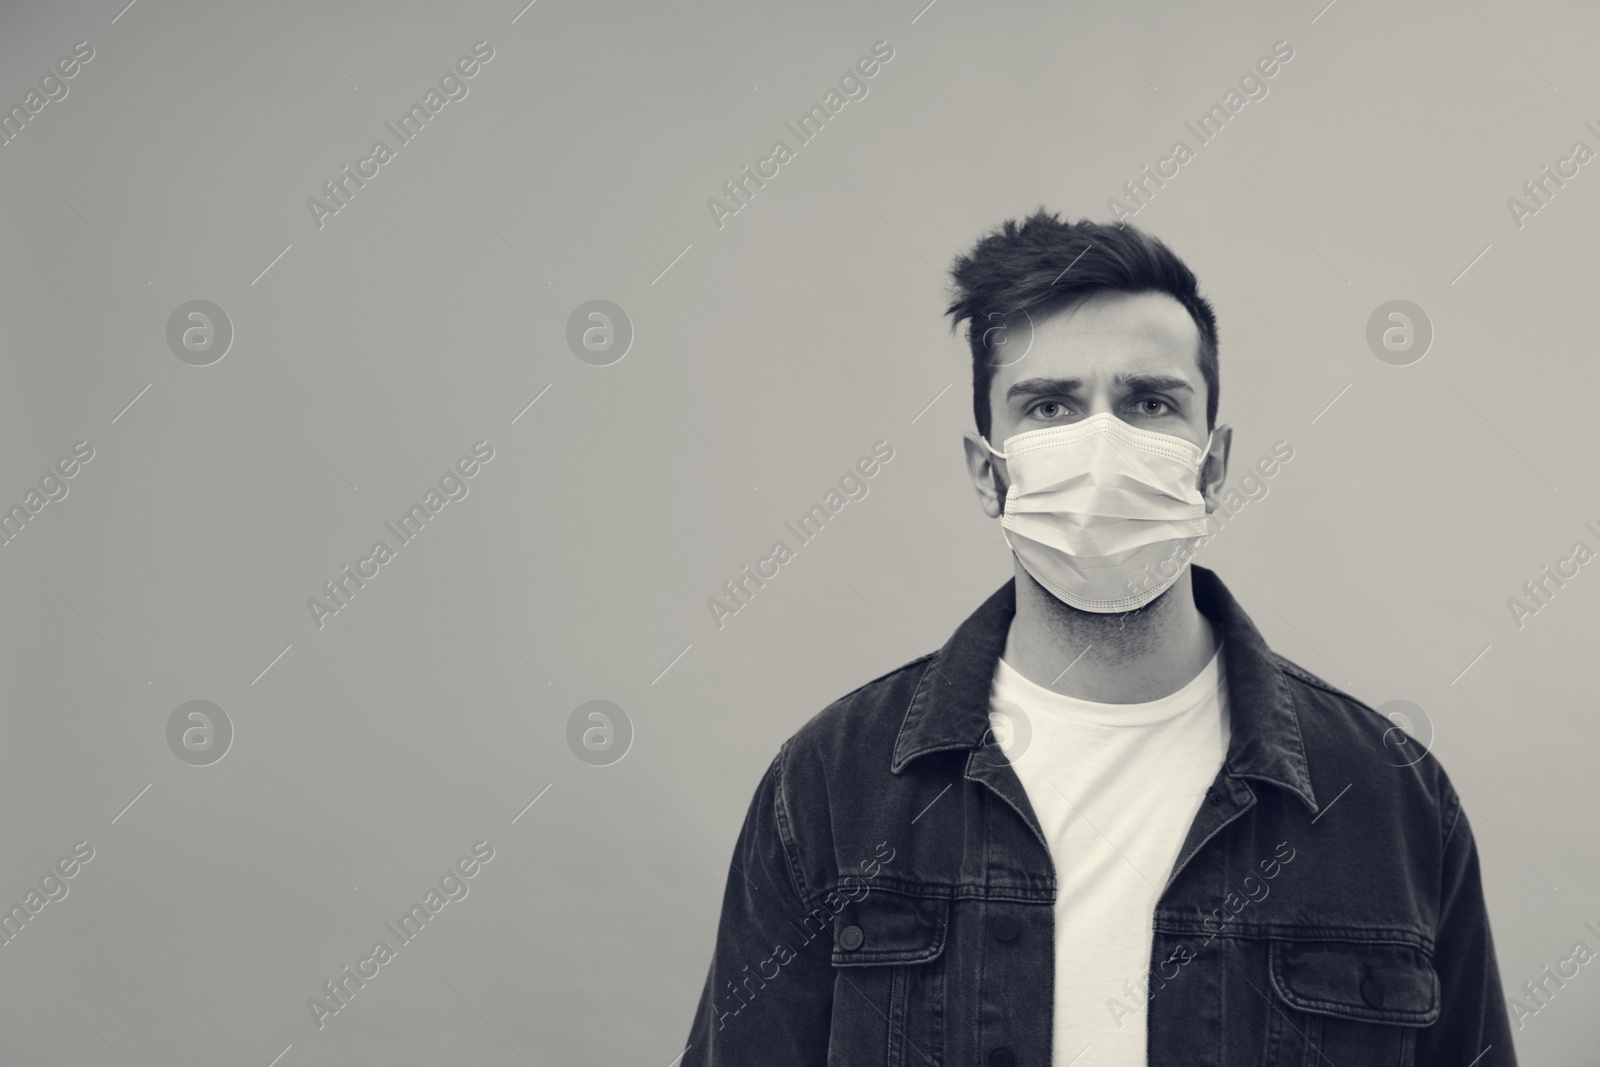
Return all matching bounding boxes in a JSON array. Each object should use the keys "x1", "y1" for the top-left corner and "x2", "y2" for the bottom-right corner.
[{"x1": 890, "y1": 565, "x2": 1319, "y2": 814}]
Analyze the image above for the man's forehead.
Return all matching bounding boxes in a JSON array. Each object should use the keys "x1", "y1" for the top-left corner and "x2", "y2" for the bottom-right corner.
[
  {"x1": 1031, "y1": 290, "x2": 1195, "y2": 343},
  {"x1": 993, "y1": 291, "x2": 1203, "y2": 386}
]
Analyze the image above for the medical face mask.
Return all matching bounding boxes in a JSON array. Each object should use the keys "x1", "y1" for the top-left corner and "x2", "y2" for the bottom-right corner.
[{"x1": 983, "y1": 412, "x2": 1213, "y2": 613}]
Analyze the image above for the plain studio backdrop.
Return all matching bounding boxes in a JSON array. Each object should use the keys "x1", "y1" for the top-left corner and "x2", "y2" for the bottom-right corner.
[{"x1": 1, "y1": 0, "x2": 1596, "y2": 1063}]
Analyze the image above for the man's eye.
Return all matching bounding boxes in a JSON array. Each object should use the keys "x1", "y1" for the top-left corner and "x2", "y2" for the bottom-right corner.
[
  {"x1": 1035, "y1": 401, "x2": 1066, "y2": 419},
  {"x1": 1134, "y1": 398, "x2": 1171, "y2": 416}
]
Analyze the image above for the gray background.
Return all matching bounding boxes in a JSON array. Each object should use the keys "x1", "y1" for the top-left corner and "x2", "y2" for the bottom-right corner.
[{"x1": 1, "y1": 0, "x2": 1596, "y2": 1063}]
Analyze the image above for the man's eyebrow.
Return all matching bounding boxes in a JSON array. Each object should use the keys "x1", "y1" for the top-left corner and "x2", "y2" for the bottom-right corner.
[
  {"x1": 1003, "y1": 374, "x2": 1194, "y2": 401},
  {"x1": 1005, "y1": 377, "x2": 1082, "y2": 400},
  {"x1": 1118, "y1": 373, "x2": 1194, "y2": 394}
]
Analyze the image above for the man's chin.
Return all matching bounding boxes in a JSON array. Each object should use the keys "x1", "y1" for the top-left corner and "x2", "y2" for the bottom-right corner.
[{"x1": 1021, "y1": 565, "x2": 1179, "y2": 623}]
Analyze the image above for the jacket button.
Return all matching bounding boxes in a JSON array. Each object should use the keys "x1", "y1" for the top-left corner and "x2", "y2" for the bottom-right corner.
[
  {"x1": 1207, "y1": 788, "x2": 1223, "y2": 805},
  {"x1": 838, "y1": 925, "x2": 864, "y2": 951},
  {"x1": 1360, "y1": 971, "x2": 1385, "y2": 1008},
  {"x1": 989, "y1": 1048, "x2": 1015, "y2": 1067},
  {"x1": 990, "y1": 915, "x2": 1021, "y2": 942}
]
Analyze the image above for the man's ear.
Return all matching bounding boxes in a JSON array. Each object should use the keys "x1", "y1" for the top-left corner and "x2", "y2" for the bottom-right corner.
[
  {"x1": 963, "y1": 432, "x2": 1006, "y2": 519},
  {"x1": 1198, "y1": 423, "x2": 1232, "y2": 513}
]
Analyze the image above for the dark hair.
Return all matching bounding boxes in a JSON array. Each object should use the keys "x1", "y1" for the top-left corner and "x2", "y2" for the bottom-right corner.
[{"x1": 944, "y1": 210, "x2": 1219, "y2": 440}]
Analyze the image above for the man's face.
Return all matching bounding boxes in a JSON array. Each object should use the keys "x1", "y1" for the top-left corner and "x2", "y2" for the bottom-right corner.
[
  {"x1": 988, "y1": 289, "x2": 1209, "y2": 448},
  {"x1": 964, "y1": 289, "x2": 1229, "y2": 517}
]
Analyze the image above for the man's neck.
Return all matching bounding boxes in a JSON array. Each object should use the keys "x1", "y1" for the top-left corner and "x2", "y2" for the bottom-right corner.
[{"x1": 1001, "y1": 564, "x2": 1218, "y2": 704}]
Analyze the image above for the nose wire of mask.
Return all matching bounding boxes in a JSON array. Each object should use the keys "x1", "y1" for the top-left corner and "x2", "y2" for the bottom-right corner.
[{"x1": 984, "y1": 413, "x2": 1212, "y2": 613}]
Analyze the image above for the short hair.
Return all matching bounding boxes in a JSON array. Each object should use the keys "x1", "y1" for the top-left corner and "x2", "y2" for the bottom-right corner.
[{"x1": 945, "y1": 210, "x2": 1220, "y2": 440}]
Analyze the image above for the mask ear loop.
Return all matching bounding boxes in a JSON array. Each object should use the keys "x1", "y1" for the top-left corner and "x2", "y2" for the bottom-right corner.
[
  {"x1": 978, "y1": 436, "x2": 1015, "y2": 529},
  {"x1": 1192, "y1": 430, "x2": 1218, "y2": 503}
]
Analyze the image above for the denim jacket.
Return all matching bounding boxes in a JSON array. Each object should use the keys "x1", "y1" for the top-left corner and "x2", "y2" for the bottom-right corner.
[{"x1": 683, "y1": 566, "x2": 1517, "y2": 1066}]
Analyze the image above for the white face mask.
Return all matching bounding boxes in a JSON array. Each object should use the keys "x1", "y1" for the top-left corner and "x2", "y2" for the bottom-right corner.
[{"x1": 982, "y1": 412, "x2": 1214, "y2": 613}]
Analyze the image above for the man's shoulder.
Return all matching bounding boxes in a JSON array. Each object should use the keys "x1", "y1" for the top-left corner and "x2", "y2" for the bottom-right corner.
[
  {"x1": 781, "y1": 652, "x2": 940, "y2": 771},
  {"x1": 1269, "y1": 650, "x2": 1406, "y2": 744},
  {"x1": 1269, "y1": 650, "x2": 1459, "y2": 812}
]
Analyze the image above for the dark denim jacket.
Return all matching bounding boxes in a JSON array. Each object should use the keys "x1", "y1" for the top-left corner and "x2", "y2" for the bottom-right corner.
[{"x1": 683, "y1": 567, "x2": 1517, "y2": 1066}]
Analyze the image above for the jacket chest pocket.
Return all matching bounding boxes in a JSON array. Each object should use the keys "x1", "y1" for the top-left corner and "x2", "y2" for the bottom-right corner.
[
  {"x1": 1264, "y1": 939, "x2": 1439, "y2": 1067},
  {"x1": 828, "y1": 892, "x2": 949, "y2": 1067}
]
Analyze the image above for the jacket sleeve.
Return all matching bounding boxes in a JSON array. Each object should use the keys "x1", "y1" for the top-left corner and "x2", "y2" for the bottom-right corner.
[
  {"x1": 681, "y1": 741, "x2": 836, "y2": 1067},
  {"x1": 1415, "y1": 788, "x2": 1518, "y2": 1065}
]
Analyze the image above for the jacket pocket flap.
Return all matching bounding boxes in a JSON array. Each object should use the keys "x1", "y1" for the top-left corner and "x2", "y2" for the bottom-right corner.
[
  {"x1": 829, "y1": 892, "x2": 948, "y2": 967},
  {"x1": 1269, "y1": 939, "x2": 1440, "y2": 1025}
]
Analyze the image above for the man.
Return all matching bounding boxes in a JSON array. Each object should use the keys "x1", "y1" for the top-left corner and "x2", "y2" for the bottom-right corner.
[{"x1": 682, "y1": 212, "x2": 1515, "y2": 1066}]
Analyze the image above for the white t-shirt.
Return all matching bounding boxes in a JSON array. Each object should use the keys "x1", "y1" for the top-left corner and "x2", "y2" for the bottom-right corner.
[{"x1": 987, "y1": 643, "x2": 1230, "y2": 1067}]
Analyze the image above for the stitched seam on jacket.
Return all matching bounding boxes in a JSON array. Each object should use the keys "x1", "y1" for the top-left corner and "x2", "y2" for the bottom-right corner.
[{"x1": 772, "y1": 739, "x2": 812, "y2": 907}]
